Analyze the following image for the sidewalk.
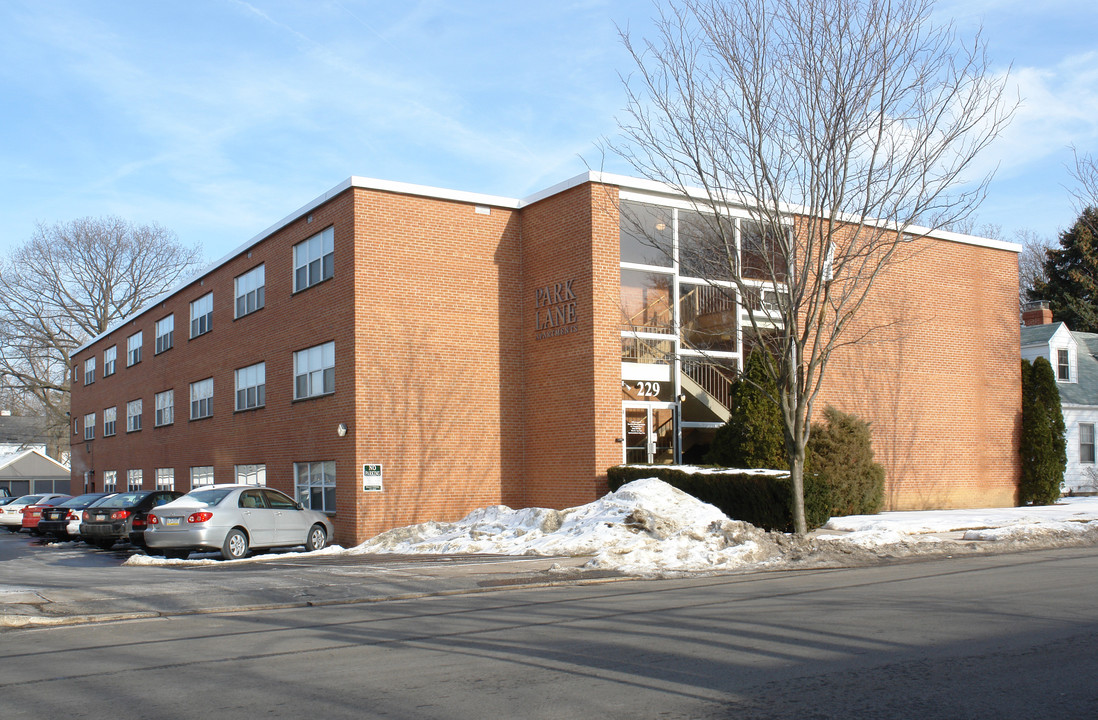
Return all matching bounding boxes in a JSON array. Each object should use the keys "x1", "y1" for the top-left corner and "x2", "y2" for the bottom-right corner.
[{"x1": 0, "y1": 552, "x2": 620, "y2": 630}]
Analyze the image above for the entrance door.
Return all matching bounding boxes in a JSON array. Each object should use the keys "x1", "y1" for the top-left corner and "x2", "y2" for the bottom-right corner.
[{"x1": 623, "y1": 404, "x2": 676, "y2": 464}]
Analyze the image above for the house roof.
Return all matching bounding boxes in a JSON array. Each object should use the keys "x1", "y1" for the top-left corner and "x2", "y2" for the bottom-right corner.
[
  {"x1": 0, "y1": 448, "x2": 70, "y2": 475},
  {"x1": 0, "y1": 415, "x2": 48, "y2": 446},
  {"x1": 1020, "y1": 322, "x2": 1067, "y2": 347},
  {"x1": 1062, "y1": 332, "x2": 1098, "y2": 406}
]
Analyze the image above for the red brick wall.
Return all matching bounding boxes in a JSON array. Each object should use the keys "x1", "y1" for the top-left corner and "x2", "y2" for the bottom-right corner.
[
  {"x1": 519, "y1": 183, "x2": 621, "y2": 509},
  {"x1": 71, "y1": 192, "x2": 361, "y2": 543},
  {"x1": 814, "y1": 235, "x2": 1021, "y2": 509},
  {"x1": 349, "y1": 189, "x2": 523, "y2": 539}
]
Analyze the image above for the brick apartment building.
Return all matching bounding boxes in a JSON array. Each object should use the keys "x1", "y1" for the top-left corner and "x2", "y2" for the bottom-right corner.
[{"x1": 68, "y1": 172, "x2": 1022, "y2": 545}]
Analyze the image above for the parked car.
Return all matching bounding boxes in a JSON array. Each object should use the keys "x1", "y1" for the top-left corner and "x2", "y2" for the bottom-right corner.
[
  {"x1": 81, "y1": 490, "x2": 183, "y2": 549},
  {"x1": 0, "y1": 496, "x2": 16, "y2": 507},
  {"x1": 1, "y1": 494, "x2": 71, "y2": 532},
  {"x1": 145, "y1": 484, "x2": 334, "y2": 560},
  {"x1": 38, "y1": 493, "x2": 115, "y2": 540},
  {"x1": 1, "y1": 487, "x2": 11, "y2": 497},
  {"x1": 20, "y1": 495, "x2": 74, "y2": 535}
]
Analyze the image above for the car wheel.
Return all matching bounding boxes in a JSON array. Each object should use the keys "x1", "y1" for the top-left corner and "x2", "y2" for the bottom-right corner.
[
  {"x1": 221, "y1": 529, "x2": 249, "y2": 561},
  {"x1": 305, "y1": 524, "x2": 327, "y2": 552}
]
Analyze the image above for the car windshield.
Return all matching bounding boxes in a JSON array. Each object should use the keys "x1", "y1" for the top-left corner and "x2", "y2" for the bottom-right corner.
[
  {"x1": 60, "y1": 494, "x2": 106, "y2": 508},
  {"x1": 14, "y1": 495, "x2": 43, "y2": 505},
  {"x1": 97, "y1": 492, "x2": 150, "y2": 508},
  {"x1": 181, "y1": 488, "x2": 236, "y2": 507}
]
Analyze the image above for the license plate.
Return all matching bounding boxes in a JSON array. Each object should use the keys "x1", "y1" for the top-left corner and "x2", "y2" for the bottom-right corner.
[{"x1": 165, "y1": 517, "x2": 181, "y2": 526}]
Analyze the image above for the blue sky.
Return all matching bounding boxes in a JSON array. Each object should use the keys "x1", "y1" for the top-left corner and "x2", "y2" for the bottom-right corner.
[{"x1": 1, "y1": 0, "x2": 1096, "y2": 262}]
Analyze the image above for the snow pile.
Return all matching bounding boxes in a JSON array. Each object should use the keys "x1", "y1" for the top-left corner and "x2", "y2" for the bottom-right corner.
[
  {"x1": 354, "y1": 477, "x2": 785, "y2": 574},
  {"x1": 823, "y1": 497, "x2": 1098, "y2": 535}
]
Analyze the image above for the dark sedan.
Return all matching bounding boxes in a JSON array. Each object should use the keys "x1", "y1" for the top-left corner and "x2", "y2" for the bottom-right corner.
[
  {"x1": 38, "y1": 493, "x2": 115, "y2": 540},
  {"x1": 81, "y1": 490, "x2": 183, "y2": 549}
]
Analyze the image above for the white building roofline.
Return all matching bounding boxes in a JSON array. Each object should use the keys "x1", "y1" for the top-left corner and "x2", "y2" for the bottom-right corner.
[{"x1": 73, "y1": 171, "x2": 1019, "y2": 355}]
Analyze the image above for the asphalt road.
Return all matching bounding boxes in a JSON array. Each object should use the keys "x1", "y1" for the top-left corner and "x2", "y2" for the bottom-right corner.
[{"x1": 3, "y1": 545, "x2": 1098, "y2": 719}]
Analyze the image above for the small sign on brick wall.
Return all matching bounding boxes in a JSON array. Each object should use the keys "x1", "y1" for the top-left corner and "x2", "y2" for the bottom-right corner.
[{"x1": 363, "y1": 464, "x2": 383, "y2": 492}]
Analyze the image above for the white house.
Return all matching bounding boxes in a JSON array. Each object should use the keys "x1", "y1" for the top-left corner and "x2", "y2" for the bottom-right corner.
[{"x1": 1021, "y1": 303, "x2": 1098, "y2": 494}]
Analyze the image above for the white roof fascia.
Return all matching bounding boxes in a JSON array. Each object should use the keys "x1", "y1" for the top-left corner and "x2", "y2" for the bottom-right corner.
[
  {"x1": 73, "y1": 172, "x2": 1019, "y2": 355},
  {"x1": 0, "y1": 448, "x2": 69, "y2": 474}
]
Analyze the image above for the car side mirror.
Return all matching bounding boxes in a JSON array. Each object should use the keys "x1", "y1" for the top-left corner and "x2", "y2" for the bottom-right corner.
[{"x1": 295, "y1": 502, "x2": 304, "y2": 511}]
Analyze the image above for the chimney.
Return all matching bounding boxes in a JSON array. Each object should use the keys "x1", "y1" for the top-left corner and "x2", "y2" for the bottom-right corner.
[{"x1": 1022, "y1": 300, "x2": 1054, "y2": 326}]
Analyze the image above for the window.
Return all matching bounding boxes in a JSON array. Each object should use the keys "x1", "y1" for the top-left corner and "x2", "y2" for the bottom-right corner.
[
  {"x1": 156, "y1": 468, "x2": 175, "y2": 491},
  {"x1": 103, "y1": 470, "x2": 117, "y2": 493},
  {"x1": 155, "y1": 314, "x2": 174, "y2": 354},
  {"x1": 104, "y1": 346, "x2": 117, "y2": 377},
  {"x1": 127, "y1": 469, "x2": 143, "y2": 492},
  {"x1": 155, "y1": 390, "x2": 174, "y2": 427},
  {"x1": 127, "y1": 399, "x2": 142, "y2": 432},
  {"x1": 73, "y1": 417, "x2": 79, "y2": 436},
  {"x1": 83, "y1": 413, "x2": 95, "y2": 440},
  {"x1": 190, "y1": 293, "x2": 213, "y2": 338},
  {"x1": 294, "y1": 461, "x2": 335, "y2": 513},
  {"x1": 1082, "y1": 424, "x2": 1095, "y2": 464},
  {"x1": 190, "y1": 466, "x2": 214, "y2": 488},
  {"x1": 293, "y1": 226, "x2": 334, "y2": 292},
  {"x1": 84, "y1": 357, "x2": 96, "y2": 385},
  {"x1": 294, "y1": 342, "x2": 335, "y2": 399},
  {"x1": 235, "y1": 362, "x2": 266, "y2": 411},
  {"x1": 190, "y1": 378, "x2": 213, "y2": 419},
  {"x1": 1058, "y1": 348, "x2": 1071, "y2": 381},
  {"x1": 235, "y1": 464, "x2": 266, "y2": 486},
  {"x1": 103, "y1": 407, "x2": 117, "y2": 437},
  {"x1": 127, "y1": 331, "x2": 143, "y2": 366},
  {"x1": 235, "y1": 264, "x2": 265, "y2": 318}
]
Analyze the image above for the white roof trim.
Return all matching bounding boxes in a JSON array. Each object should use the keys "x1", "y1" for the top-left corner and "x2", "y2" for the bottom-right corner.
[
  {"x1": 73, "y1": 171, "x2": 1019, "y2": 354},
  {"x1": 0, "y1": 448, "x2": 70, "y2": 474}
]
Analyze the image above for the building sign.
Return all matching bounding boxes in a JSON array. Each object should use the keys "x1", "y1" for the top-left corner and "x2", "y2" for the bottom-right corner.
[
  {"x1": 534, "y1": 278, "x2": 578, "y2": 340},
  {"x1": 362, "y1": 464, "x2": 383, "y2": 492}
]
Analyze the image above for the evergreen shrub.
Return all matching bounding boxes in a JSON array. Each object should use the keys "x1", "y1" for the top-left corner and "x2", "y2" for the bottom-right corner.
[
  {"x1": 807, "y1": 406, "x2": 886, "y2": 516},
  {"x1": 606, "y1": 465, "x2": 830, "y2": 532},
  {"x1": 1019, "y1": 357, "x2": 1066, "y2": 505}
]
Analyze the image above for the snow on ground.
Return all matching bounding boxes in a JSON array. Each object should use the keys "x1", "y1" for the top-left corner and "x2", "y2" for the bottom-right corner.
[{"x1": 121, "y1": 478, "x2": 1098, "y2": 575}]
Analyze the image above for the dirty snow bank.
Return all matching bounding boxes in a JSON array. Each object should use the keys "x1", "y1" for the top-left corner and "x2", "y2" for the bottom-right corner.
[{"x1": 353, "y1": 477, "x2": 790, "y2": 575}]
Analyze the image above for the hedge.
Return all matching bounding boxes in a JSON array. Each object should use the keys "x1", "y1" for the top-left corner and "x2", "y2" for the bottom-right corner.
[{"x1": 607, "y1": 465, "x2": 831, "y2": 532}]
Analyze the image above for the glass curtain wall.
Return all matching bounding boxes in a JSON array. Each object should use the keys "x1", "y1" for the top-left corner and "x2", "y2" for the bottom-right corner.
[{"x1": 620, "y1": 197, "x2": 784, "y2": 464}]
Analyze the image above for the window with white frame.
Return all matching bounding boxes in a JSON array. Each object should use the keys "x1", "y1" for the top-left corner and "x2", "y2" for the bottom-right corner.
[
  {"x1": 127, "y1": 399, "x2": 142, "y2": 432},
  {"x1": 103, "y1": 406, "x2": 117, "y2": 437},
  {"x1": 155, "y1": 314, "x2": 174, "y2": 354},
  {"x1": 190, "y1": 292, "x2": 213, "y2": 338},
  {"x1": 1082, "y1": 423, "x2": 1096, "y2": 464},
  {"x1": 235, "y1": 464, "x2": 266, "y2": 486},
  {"x1": 127, "y1": 469, "x2": 143, "y2": 491},
  {"x1": 83, "y1": 412, "x2": 95, "y2": 440},
  {"x1": 293, "y1": 226, "x2": 334, "y2": 292},
  {"x1": 294, "y1": 461, "x2": 335, "y2": 512},
  {"x1": 294, "y1": 341, "x2": 334, "y2": 399},
  {"x1": 103, "y1": 470, "x2": 117, "y2": 493},
  {"x1": 127, "y1": 331, "x2": 143, "y2": 366},
  {"x1": 235, "y1": 362, "x2": 266, "y2": 411},
  {"x1": 190, "y1": 378, "x2": 213, "y2": 419},
  {"x1": 235, "y1": 264, "x2": 265, "y2": 318},
  {"x1": 155, "y1": 390, "x2": 174, "y2": 426},
  {"x1": 190, "y1": 466, "x2": 214, "y2": 488},
  {"x1": 84, "y1": 356, "x2": 95, "y2": 385},
  {"x1": 73, "y1": 417, "x2": 78, "y2": 436},
  {"x1": 1058, "y1": 348, "x2": 1071, "y2": 381},
  {"x1": 155, "y1": 468, "x2": 175, "y2": 490},
  {"x1": 104, "y1": 345, "x2": 117, "y2": 376}
]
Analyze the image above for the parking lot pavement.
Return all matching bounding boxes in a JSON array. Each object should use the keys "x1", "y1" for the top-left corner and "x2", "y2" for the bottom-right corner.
[{"x1": 0, "y1": 532, "x2": 621, "y2": 629}]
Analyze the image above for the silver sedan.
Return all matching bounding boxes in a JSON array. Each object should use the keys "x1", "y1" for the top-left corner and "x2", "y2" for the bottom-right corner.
[{"x1": 144, "y1": 484, "x2": 334, "y2": 560}]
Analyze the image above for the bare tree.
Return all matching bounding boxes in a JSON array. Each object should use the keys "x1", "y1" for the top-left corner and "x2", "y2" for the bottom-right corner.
[
  {"x1": 610, "y1": 0, "x2": 1013, "y2": 532},
  {"x1": 0, "y1": 217, "x2": 203, "y2": 459},
  {"x1": 1071, "y1": 147, "x2": 1098, "y2": 214},
  {"x1": 1016, "y1": 228, "x2": 1054, "y2": 303}
]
